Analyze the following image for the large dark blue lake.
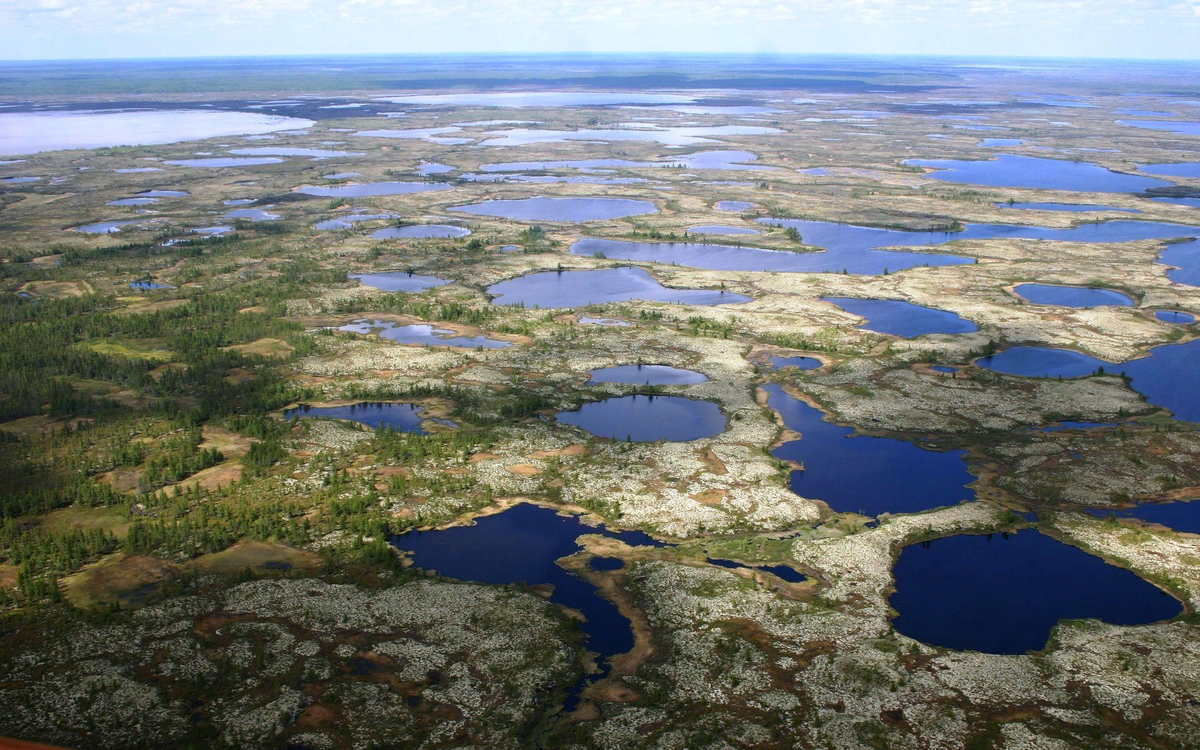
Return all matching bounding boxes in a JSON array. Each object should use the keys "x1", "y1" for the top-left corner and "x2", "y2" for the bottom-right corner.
[
  {"x1": 1159, "y1": 239, "x2": 1200, "y2": 286},
  {"x1": 890, "y1": 530, "x2": 1181, "y2": 653},
  {"x1": 905, "y1": 155, "x2": 1171, "y2": 193},
  {"x1": 763, "y1": 384, "x2": 974, "y2": 516},
  {"x1": 822, "y1": 297, "x2": 977, "y2": 337},
  {"x1": 487, "y1": 267, "x2": 750, "y2": 308},
  {"x1": 557, "y1": 395, "x2": 725, "y2": 442},
  {"x1": 391, "y1": 502, "x2": 663, "y2": 703},
  {"x1": 1088, "y1": 501, "x2": 1200, "y2": 535},
  {"x1": 977, "y1": 339, "x2": 1200, "y2": 421}
]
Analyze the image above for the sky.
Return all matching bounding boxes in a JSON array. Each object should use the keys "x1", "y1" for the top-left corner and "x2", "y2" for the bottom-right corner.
[{"x1": 1, "y1": 0, "x2": 1199, "y2": 61}]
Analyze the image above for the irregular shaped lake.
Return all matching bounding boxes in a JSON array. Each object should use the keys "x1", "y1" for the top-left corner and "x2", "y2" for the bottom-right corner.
[
  {"x1": 284, "y1": 402, "x2": 433, "y2": 432},
  {"x1": 1013, "y1": 284, "x2": 1134, "y2": 307},
  {"x1": 487, "y1": 267, "x2": 750, "y2": 308},
  {"x1": 890, "y1": 530, "x2": 1181, "y2": 653},
  {"x1": 339, "y1": 320, "x2": 511, "y2": 349},
  {"x1": 822, "y1": 297, "x2": 977, "y2": 337},
  {"x1": 587, "y1": 365, "x2": 707, "y2": 385},
  {"x1": 349, "y1": 272, "x2": 450, "y2": 293},
  {"x1": 995, "y1": 202, "x2": 1137, "y2": 213},
  {"x1": 450, "y1": 197, "x2": 657, "y2": 222},
  {"x1": 164, "y1": 157, "x2": 283, "y2": 168},
  {"x1": 391, "y1": 502, "x2": 663, "y2": 704},
  {"x1": 1155, "y1": 310, "x2": 1195, "y2": 324},
  {"x1": 977, "y1": 339, "x2": 1200, "y2": 421},
  {"x1": 296, "y1": 182, "x2": 449, "y2": 198},
  {"x1": 1088, "y1": 501, "x2": 1200, "y2": 535},
  {"x1": 370, "y1": 225, "x2": 471, "y2": 239},
  {"x1": 764, "y1": 384, "x2": 974, "y2": 516},
  {"x1": 0, "y1": 109, "x2": 313, "y2": 156},
  {"x1": 905, "y1": 154, "x2": 1171, "y2": 193},
  {"x1": 1159, "y1": 239, "x2": 1200, "y2": 286},
  {"x1": 769, "y1": 356, "x2": 823, "y2": 371},
  {"x1": 556, "y1": 395, "x2": 725, "y2": 442}
]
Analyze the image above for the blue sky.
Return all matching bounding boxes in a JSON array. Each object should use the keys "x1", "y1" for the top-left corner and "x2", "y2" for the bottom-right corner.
[{"x1": 1, "y1": 0, "x2": 1199, "y2": 61}]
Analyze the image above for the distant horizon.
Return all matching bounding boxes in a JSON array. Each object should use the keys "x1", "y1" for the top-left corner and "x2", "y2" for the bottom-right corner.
[
  {"x1": 3, "y1": 51, "x2": 1200, "y2": 65},
  {"x1": 2, "y1": 0, "x2": 1198, "y2": 63}
]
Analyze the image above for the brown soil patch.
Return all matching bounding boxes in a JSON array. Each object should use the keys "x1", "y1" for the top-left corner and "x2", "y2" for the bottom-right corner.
[
  {"x1": 691, "y1": 489, "x2": 728, "y2": 506},
  {"x1": 468, "y1": 452, "x2": 501, "y2": 462},
  {"x1": 199, "y1": 426, "x2": 257, "y2": 457},
  {"x1": 506, "y1": 464, "x2": 542, "y2": 476},
  {"x1": 529, "y1": 444, "x2": 587, "y2": 458},
  {"x1": 164, "y1": 461, "x2": 244, "y2": 493},
  {"x1": 224, "y1": 337, "x2": 295, "y2": 359},
  {"x1": 697, "y1": 447, "x2": 727, "y2": 475},
  {"x1": 190, "y1": 540, "x2": 322, "y2": 577}
]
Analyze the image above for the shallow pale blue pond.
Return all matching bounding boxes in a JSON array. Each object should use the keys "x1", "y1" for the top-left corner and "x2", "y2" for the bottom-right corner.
[
  {"x1": 1013, "y1": 284, "x2": 1134, "y2": 307},
  {"x1": 587, "y1": 365, "x2": 707, "y2": 385},
  {"x1": 822, "y1": 297, "x2": 977, "y2": 337},
  {"x1": 487, "y1": 267, "x2": 750, "y2": 308}
]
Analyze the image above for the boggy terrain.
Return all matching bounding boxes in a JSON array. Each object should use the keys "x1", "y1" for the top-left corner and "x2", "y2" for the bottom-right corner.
[{"x1": 2, "y1": 57, "x2": 1200, "y2": 749}]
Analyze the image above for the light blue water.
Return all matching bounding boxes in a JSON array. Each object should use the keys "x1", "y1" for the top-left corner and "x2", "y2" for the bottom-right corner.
[
  {"x1": 450, "y1": 197, "x2": 657, "y2": 222},
  {"x1": 487, "y1": 267, "x2": 750, "y2": 308},
  {"x1": 1013, "y1": 284, "x2": 1134, "y2": 307},
  {"x1": 371, "y1": 225, "x2": 471, "y2": 239},
  {"x1": 822, "y1": 297, "x2": 977, "y2": 337},
  {"x1": 350, "y1": 272, "x2": 450, "y2": 293},
  {"x1": 587, "y1": 365, "x2": 707, "y2": 385},
  {"x1": 339, "y1": 320, "x2": 511, "y2": 349},
  {"x1": 905, "y1": 154, "x2": 1171, "y2": 193}
]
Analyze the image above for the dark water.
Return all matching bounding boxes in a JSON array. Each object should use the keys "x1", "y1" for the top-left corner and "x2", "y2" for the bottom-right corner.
[
  {"x1": 487, "y1": 267, "x2": 750, "y2": 308},
  {"x1": 556, "y1": 395, "x2": 725, "y2": 442},
  {"x1": 589, "y1": 556, "x2": 626, "y2": 571},
  {"x1": 930, "y1": 365, "x2": 959, "y2": 374},
  {"x1": 890, "y1": 530, "x2": 1181, "y2": 654},
  {"x1": 764, "y1": 384, "x2": 974, "y2": 516},
  {"x1": 977, "y1": 339, "x2": 1200, "y2": 421},
  {"x1": 391, "y1": 503, "x2": 664, "y2": 702},
  {"x1": 706, "y1": 558, "x2": 807, "y2": 583},
  {"x1": 905, "y1": 155, "x2": 1171, "y2": 193},
  {"x1": 1088, "y1": 501, "x2": 1200, "y2": 535},
  {"x1": 349, "y1": 272, "x2": 450, "y2": 293},
  {"x1": 1155, "y1": 310, "x2": 1195, "y2": 324},
  {"x1": 1155, "y1": 197, "x2": 1200, "y2": 208},
  {"x1": 1159, "y1": 239, "x2": 1200, "y2": 286},
  {"x1": 450, "y1": 197, "x2": 657, "y2": 222},
  {"x1": 339, "y1": 320, "x2": 511, "y2": 349},
  {"x1": 769, "y1": 356, "x2": 823, "y2": 371},
  {"x1": 283, "y1": 402, "x2": 431, "y2": 432},
  {"x1": 296, "y1": 182, "x2": 449, "y2": 197},
  {"x1": 371, "y1": 225, "x2": 472, "y2": 239},
  {"x1": 129, "y1": 281, "x2": 172, "y2": 290},
  {"x1": 995, "y1": 202, "x2": 1136, "y2": 213},
  {"x1": 587, "y1": 365, "x2": 707, "y2": 385},
  {"x1": 1038, "y1": 421, "x2": 1117, "y2": 432},
  {"x1": 822, "y1": 297, "x2": 977, "y2": 337},
  {"x1": 1013, "y1": 283, "x2": 1134, "y2": 307}
]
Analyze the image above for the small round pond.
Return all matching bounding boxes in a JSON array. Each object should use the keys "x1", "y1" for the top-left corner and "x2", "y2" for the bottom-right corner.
[{"x1": 1013, "y1": 283, "x2": 1134, "y2": 307}]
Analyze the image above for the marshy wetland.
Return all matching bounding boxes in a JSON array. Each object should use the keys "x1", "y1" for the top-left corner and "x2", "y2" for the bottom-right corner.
[{"x1": 4, "y1": 55, "x2": 1200, "y2": 750}]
